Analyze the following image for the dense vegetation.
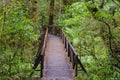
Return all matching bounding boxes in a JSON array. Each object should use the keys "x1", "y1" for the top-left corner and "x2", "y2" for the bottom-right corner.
[
  {"x1": 57, "y1": 0, "x2": 120, "y2": 80},
  {"x1": 0, "y1": 0, "x2": 120, "y2": 80},
  {"x1": 0, "y1": 0, "x2": 40, "y2": 79}
]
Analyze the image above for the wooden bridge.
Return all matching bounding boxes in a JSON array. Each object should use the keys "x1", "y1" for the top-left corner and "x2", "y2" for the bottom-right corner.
[{"x1": 30, "y1": 26, "x2": 88, "y2": 80}]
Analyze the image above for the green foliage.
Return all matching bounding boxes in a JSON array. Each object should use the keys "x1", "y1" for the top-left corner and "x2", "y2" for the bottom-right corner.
[
  {"x1": 0, "y1": 0, "x2": 39, "y2": 79},
  {"x1": 57, "y1": 1, "x2": 120, "y2": 80},
  {"x1": 0, "y1": 0, "x2": 120, "y2": 80},
  {"x1": 38, "y1": 0, "x2": 49, "y2": 26}
]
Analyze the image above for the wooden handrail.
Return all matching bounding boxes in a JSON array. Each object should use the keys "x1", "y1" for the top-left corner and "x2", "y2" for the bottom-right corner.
[
  {"x1": 31, "y1": 27, "x2": 48, "y2": 77},
  {"x1": 41, "y1": 27, "x2": 48, "y2": 55},
  {"x1": 59, "y1": 28, "x2": 88, "y2": 76}
]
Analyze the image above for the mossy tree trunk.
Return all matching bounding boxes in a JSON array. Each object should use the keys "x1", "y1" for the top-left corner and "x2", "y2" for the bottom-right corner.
[
  {"x1": 49, "y1": 0, "x2": 54, "y2": 25},
  {"x1": 1, "y1": 0, "x2": 7, "y2": 39}
]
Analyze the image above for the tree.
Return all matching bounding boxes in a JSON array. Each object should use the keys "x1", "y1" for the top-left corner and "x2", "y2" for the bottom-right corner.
[{"x1": 49, "y1": 0, "x2": 55, "y2": 25}]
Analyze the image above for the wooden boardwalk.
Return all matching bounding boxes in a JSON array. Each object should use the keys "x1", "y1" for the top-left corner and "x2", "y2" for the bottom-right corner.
[
  {"x1": 43, "y1": 34, "x2": 73, "y2": 80},
  {"x1": 33, "y1": 27, "x2": 87, "y2": 80}
]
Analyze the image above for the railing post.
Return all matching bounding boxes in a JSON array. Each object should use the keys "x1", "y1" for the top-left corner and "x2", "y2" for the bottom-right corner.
[
  {"x1": 68, "y1": 44, "x2": 70, "y2": 57},
  {"x1": 40, "y1": 55, "x2": 43, "y2": 77},
  {"x1": 70, "y1": 48, "x2": 72, "y2": 62},
  {"x1": 71, "y1": 50, "x2": 74, "y2": 68},
  {"x1": 75, "y1": 55, "x2": 78, "y2": 76},
  {"x1": 73, "y1": 54, "x2": 75, "y2": 69},
  {"x1": 65, "y1": 38, "x2": 68, "y2": 52},
  {"x1": 66, "y1": 39, "x2": 68, "y2": 52},
  {"x1": 65, "y1": 38, "x2": 67, "y2": 50},
  {"x1": 75, "y1": 63, "x2": 78, "y2": 76}
]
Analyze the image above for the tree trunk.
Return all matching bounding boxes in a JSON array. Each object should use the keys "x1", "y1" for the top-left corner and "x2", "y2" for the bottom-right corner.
[
  {"x1": 1, "y1": 0, "x2": 7, "y2": 39},
  {"x1": 49, "y1": 0, "x2": 54, "y2": 25}
]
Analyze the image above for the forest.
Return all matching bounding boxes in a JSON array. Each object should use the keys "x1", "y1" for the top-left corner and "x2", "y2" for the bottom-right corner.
[{"x1": 0, "y1": 0, "x2": 120, "y2": 80}]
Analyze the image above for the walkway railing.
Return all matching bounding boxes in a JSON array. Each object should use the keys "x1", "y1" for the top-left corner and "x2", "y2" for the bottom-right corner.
[
  {"x1": 31, "y1": 26, "x2": 88, "y2": 77},
  {"x1": 30, "y1": 27, "x2": 48, "y2": 77},
  {"x1": 59, "y1": 28, "x2": 88, "y2": 76}
]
